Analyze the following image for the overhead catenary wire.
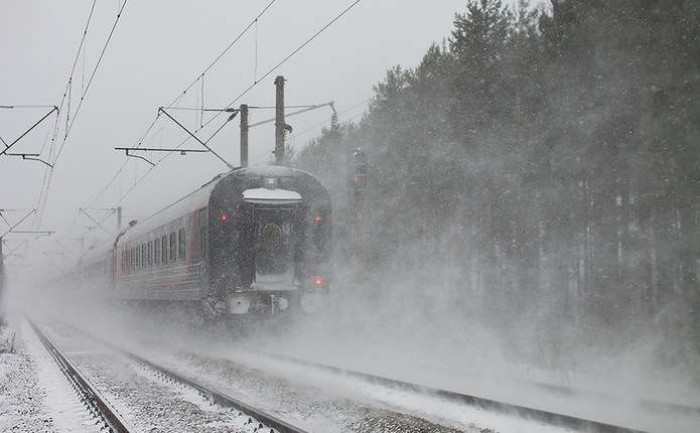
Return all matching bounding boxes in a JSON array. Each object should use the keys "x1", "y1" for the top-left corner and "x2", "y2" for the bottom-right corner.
[
  {"x1": 294, "y1": 98, "x2": 369, "y2": 138},
  {"x1": 53, "y1": 0, "x2": 130, "y2": 162},
  {"x1": 165, "y1": 104, "x2": 323, "y2": 111},
  {"x1": 134, "y1": 0, "x2": 364, "y2": 165},
  {"x1": 83, "y1": 0, "x2": 280, "y2": 213},
  {"x1": 164, "y1": 0, "x2": 278, "y2": 110},
  {"x1": 91, "y1": 0, "x2": 364, "y2": 220},
  {"x1": 35, "y1": 0, "x2": 128, "y2": 228},
  {"x1": 109, "y1": 0, "x2": 364, "y2": 208}
]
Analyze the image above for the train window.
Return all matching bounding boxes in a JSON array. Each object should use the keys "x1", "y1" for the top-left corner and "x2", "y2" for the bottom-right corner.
[
  {"x1": 154, "y1": 239, "x2": 160, "y2": 265},
  {"x1": 147, "y1": 241, "x2": 153, "y2": 266},
  {"x1": 199, "y1": 208, "x2": 208, "y2": 259},
  {"x1": 161, "y1": 236, "x2": 167, "y2": 263},
  {"x1": 141, "y1": 244, "x2": 146, "y2": 268},
  {"x1": 257, "y1": 222, "x2": 289, "y2": 275},
  {"x1": 178, "y1": 228, "x2": 186, "y2": 260},
  {"x1": 131, "y1": 248, "x2": 135, "y2": 270},
  {"x1": 169, "y1": 232, "x2": 176, "y2": 261},
  {"x1": 200, "y1": 226, "x2": 207, "y2": 257}
]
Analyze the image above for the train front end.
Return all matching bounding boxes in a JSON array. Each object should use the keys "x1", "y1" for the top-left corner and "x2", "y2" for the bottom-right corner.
[{"x1": 207, "y1": 167, "x2": 331, "y2": 317}]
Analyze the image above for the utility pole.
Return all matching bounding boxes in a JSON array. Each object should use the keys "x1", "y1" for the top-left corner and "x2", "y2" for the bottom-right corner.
[
  {"x1": 240, "y1": 104, "x2": 249, "y2": 167},
  {"x1": 274, "y1": 75, "x2": 286, "y2": 165},
  {"x1": 116, "y1": 206, "x2": 122, "y2": 232}
]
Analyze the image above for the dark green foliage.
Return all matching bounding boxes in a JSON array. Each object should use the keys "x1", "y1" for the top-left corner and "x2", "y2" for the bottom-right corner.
[{"x1": 295, "y1": 0, "x2": 700, "y2": 368}]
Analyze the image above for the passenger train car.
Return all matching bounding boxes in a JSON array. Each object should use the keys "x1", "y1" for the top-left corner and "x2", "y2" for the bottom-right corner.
[{"x1": 81, "y1": 166, "x2": 332, "y2": 319}]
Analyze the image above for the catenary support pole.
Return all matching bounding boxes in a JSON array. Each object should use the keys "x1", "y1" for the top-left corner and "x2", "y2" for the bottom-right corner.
[
  {"x1": 116, "y1": 206, "x2": 122, "y2": 232},
  {"x1": 240, "y1": 104, "x2": 249, "y2": 167},
  {"x1": 274, "y1": 76, "x2": 285, "y2": 165}
]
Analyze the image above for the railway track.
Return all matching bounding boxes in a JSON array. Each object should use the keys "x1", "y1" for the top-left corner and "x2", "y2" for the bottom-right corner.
[
  {"x1": 41, "y1": 316, "x2": 688, "y2": 433},
  {"x1": 46, "y1": 319, "x2": 310, "y2": 433},
  {"x1": 26, "y1": 318, "x2": 133, "y2": 433},
  {"x1": 236, "y1": 352, "x2": 648, "y2": 433}
]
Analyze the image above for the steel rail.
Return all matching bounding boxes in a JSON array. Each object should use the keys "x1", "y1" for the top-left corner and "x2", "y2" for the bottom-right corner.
[
  {"x1": 252, "y1": 353, "x2": 647, "y2": 433},
  {"x1": 58, "y1": 322, "x2": 310, "y2": 433},
  {"x1": 26, "y1": 318, "x2": 133, "y2": 433}
]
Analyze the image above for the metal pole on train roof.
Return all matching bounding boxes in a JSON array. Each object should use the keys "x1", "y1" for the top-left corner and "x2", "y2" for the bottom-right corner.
[
  {"x1": 116, "y1": 206, "x2": 122, "y2": 232},
  {"x1": 274, "y1": 75, "x2": 285, "y2": 165},
  {"x1": 239, "y1": 104, "x2": 249, "y2": 167}
]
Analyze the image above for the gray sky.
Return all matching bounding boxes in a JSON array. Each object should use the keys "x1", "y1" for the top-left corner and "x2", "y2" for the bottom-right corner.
[{"x1": 0, "y1": 0, "x2": 497, "y2": 268}]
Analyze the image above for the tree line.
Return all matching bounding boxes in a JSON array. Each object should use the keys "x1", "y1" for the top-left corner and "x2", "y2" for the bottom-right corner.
[{"x1": 295, "y1": 0, "x2": 700, "y2": 371}]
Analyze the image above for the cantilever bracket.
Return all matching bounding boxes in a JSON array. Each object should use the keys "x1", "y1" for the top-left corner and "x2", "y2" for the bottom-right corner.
[
  {"x1": 115, "y1": 147, "x2": 210, "y2": 165},
  {"x1": 119, "y1": 148, "x2": 155, "y2": 166},
  {"x1": 0, "y1": 105, "x2": 58, "y2": 157},
  {"x1": 5, "y1": 152, "x2": 53, "y2": 167},
  {"x1": 158, "y1": 107, "x2": 235, "y2": 170}
]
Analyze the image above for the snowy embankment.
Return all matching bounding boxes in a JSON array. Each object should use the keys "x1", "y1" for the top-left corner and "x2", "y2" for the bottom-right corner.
[{"x1": 0, "y1": 317, "x2": 103, "y2": 433}]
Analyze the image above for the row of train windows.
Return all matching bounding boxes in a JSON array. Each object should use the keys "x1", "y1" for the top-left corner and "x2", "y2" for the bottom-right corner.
[{"x1": 122, "y1": 228, "x2": 188, "y2": 273}]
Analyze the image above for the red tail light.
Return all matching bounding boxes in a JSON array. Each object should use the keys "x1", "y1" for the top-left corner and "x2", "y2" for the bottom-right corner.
[
  {"x1": 313, "y1": 211, "x2": 323, "y2": 225},
  {"x1": 219, "y1": 213, "x2": 227, "y2": 222},
  {"x1": 312, "y1": 276, "x2": 324, "y2": 287}
]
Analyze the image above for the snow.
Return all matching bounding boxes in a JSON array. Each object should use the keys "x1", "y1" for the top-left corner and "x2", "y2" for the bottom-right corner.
[
  {"x1": 2, "y1": 319, "x2": 107, "y2": 433},
  {"x1": 189, "y1": 349, "x2": 576, "y2": 433},
  {"x1": 243, "y1": 187, "x2": 302, "y2": 203},
  {"x1": 39, "y1": 320, "x2": 278, "y2": 433},
  {"x1": 0, "y1": 324, "x2": 53, "y2": 432}
]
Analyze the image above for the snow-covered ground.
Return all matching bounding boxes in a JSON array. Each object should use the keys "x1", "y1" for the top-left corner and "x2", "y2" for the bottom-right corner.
[
  {"x1": 0, "y1": 317, "x2": 107, "y2": 433},
  {"x1": 48, "y1": 319, "x2": 484, "y2": 433},
  {"x1": 39, "y1": 321, "x2": 280, "y2": 433},
  {"x1": 12, "y1": 294, "x2": 700, "y2": 433}
]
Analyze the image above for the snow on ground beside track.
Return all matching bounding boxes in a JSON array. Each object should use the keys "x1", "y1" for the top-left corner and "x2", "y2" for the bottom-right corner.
[
  {"x1": 253, "y1": 344, "x2": 700, "y2": 433},
  {"x1": 0, "y1": 321, "x2": 54, "y2": 432},
  {"x1": 126, "y1": 356, "x2": 280, "y2": 433},
  {"x1": 195, "y1": 348, "x2": 578, "y2": 433},
  {"x1": 143, "y1": 347, "x2": 477, "y2": 433},
  {"x1": 43, "y1": 321, "x2": 276, "y2": 433},
  {"x1": 14, "y1": 319, "x2": 105, "y2": 433}
]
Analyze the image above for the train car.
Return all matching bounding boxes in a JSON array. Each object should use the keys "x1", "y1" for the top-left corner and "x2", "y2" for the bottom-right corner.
[{"x1": 112, "y1": 166, "x2": 331, "y2": 319}]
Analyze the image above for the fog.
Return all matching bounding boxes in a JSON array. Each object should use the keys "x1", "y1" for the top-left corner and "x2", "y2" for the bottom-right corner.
[{"x1": 2, "y1": 1, "x2": 700, "y2": 433}]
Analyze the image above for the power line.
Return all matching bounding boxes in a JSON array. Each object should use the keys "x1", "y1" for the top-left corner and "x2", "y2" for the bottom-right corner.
[
  {"x1": 165, "y1": 0, "x2": 278, "y2": 109},
  {"x1": 32, "y1": 0, "x2": 104, "y2": 229},
  {"x1": 53, "y1": 0, "x2": 130, "y2": 165},
  {"x1": 294, "y1": 98, "x2": 369, "y2": 137},
  {"x1": 165, "y1": 104, "x2": 322, "y2": 111},
  {"x1": 84, "y1": 1, "x2": 279, "y2": 211},
  {"x1": 36, "y1": 0, "x2": 130, "y2": 227},
  {"x1": 102, "y1": 0, "x2": 364, "y2": 209}
]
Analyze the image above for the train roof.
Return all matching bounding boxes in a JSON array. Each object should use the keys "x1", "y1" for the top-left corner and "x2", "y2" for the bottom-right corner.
[{"x1": 118, "y1": 165, "x2": 326, "y2": 243}]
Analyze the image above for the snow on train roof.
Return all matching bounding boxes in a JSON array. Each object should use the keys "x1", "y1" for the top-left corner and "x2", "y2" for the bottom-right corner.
[
  {"x1": 243, "y1": 188, "x2": 302, "y2": 203},
  {"x1": 119, "y1": 165, "x2": 307, "y2": 243},
  {"x1": 246, "y1": 165, "x2": 299, "y2": 177}
]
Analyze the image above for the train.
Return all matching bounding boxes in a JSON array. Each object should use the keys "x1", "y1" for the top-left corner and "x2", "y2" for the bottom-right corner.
[{"x1": 76, "y1": 165, "x2": 332, "y2": 319}]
